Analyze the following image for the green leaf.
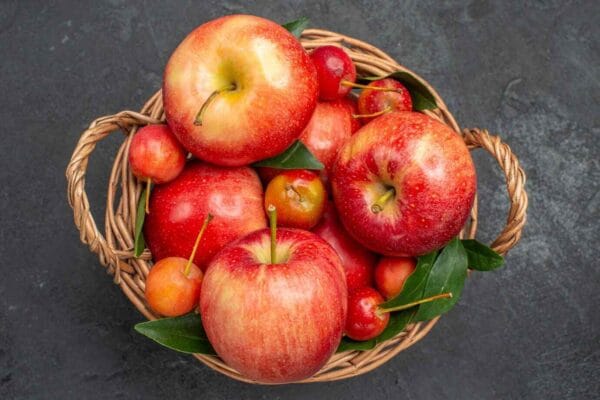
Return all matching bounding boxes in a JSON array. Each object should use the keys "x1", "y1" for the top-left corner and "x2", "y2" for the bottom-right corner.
[
  {"x1": 133, "y1": 186, "x2": 149, "y2": 258},
  {"x1": 462, "y1": 239, "x2": 504, "y2": 271},
  {"x1": 414, "y1": 238, "x2": 468, "y2": 321},
  {"x1": 360, "y1": 71, "x2": 437, "y2": 111},
  {"x1": 252, "y1": 140, "x2": 324, "y2": 170},
  {"x1": 282, "y1": 17, "x2": 309, "y2": 38},
  {"x1": 381, "y1": 251, "x2": 439, "y2": 309},
  {"x1": 134, "y1": 313, "x2": 215, "y2": 355},
  {"x1": 337, "y1": 337, "x2": 376, "y2": 352}
]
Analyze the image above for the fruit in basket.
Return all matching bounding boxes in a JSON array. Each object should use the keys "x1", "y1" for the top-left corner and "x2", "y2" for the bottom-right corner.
[
  {"x1": 264, "y1": 170, "x2": 326, "y2": 230},
  {"x1": 345, "y1": 287, "x2": 389, "y2": 341},
  {"x1": 128, "y1": 124, "x2": 186, "y2": 212},
  {"x1": 332, "y1": 111, "x2": 476, "y2": 256},
  {"x1": 144, "y1": 161, "x2": 266, "y2": 270},
  {"x1": 357, "y1": 78, "x2": 412, "y2": 123},
  {"x1": 200, "y1": 207, "x2": 347, "y2": 383},
  {"x1": 310, "y1": 45, "x2": 356, "y2": 100},
  {"x1": 374, "y1": 256, "x2": 416, "y2": 299},
  {"x1": 313, "y1": 201, "x2": 376, "y2": 291},
  {"x1": 163, "y1": 14, "x2": 318, "y2": 167},
  {"x1": 144, "y1": 214, "x2": 212, "y2": 317},
  {"x1": 342, "y1": 96, "x2": 362, "y2": 133}
]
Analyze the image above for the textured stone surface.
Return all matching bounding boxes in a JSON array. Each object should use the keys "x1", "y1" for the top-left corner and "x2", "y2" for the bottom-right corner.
[{"x1": 1, "y1": 0, "x2": 598, "y2": 399}]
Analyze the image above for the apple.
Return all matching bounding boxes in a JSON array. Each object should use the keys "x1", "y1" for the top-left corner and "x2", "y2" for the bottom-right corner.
[
  {"x1": 345, "y1": 287, "x2": 389, "y2": 341},
  {"x1": 200, "y1": 227, "x2": 347, "y2": 383},
  {"x1": 341, "y1": 96, "x2": 362, "y2": 134},
  {"x1": 163, "y1": 15, "x2": 318, "y2": 166},
  {"x1": 144, "y1": 161, "x2": 266, "y2": 270},
  {"x1": 313, "y1": 201, "x2": 376, "y2": 291},
  {"x1": 356, "y1": 78, "x2": 412, "y2": 123},
  {"x1": 374, "y1": 257, "x2": 416, "y2": 300},
  {"x1": 331, "y1": 111, "x2": 476, "y2": 256}
]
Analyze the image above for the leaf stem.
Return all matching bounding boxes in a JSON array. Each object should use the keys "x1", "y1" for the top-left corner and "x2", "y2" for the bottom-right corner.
[
  {"x1": 184, "y1": 213, "x2": 213, "y2": 276},
  {"x1": 371, "y1": 187, "x2": 396, "y2": 214},
  {"x1": 352, "y1": 105, "x2": 392, "y2": 119},
  {"x1": 267, "y1": 205, "x2": 277, "y2": 264},
  {"x1": 378, "y1": 292, "x2": 453, "y2": 314},
  {"x1": 145, "y1": 178, "x2": 151, "y2": 214},
  {"x1": 194, "y1": 84, "x2": 236, "y2": 126},
  {"x1": 341, "y1": 80, "x2": 401, "y2": 92}
]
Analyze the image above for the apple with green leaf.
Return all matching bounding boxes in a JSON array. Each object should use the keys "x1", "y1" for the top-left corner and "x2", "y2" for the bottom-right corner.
[{"x1": 163, "y1": 14, "x2": 318, "y2": 166}]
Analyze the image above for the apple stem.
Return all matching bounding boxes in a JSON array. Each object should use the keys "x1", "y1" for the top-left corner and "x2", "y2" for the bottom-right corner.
[
  {"x1": 378, "y1": 292, "x2": 453, "y2": 314},
  {"x1": 183, "y1": 213, "x2": 214, "y2": 276},
  {"x1": 341, "y1": 80, "x2": 401, "y2": 92},
  {"x1": 145, "y1": 178, "x2": 151, "y2": 214},
  {"x1": 267, "y1": 204, "x2": 277, "y2": 264},
  {"x1": 194, "y1": 84, "x2": 236, "y2": 126},
  {"x1": 352, "y1": 105, "x2": 392, "y2": 119},
  {"x1": 371, "y1": 187, "x2": 396, "y2": 214}
]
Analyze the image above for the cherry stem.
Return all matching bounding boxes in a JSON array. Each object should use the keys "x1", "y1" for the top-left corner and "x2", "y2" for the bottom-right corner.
[
  {"x1": 145, "y1": 178, "x2": 151, "y2": 214},
  {"x1": 378, "y1": 292, "x2": 453, "y2": 314},
  {"x1": 183, "y1": 213, "x2": 213, "y2": 276},
  {"x1": 267, "y1": 204, "x2": 277, "y2": 264},
  {"x1": 371, "y1": 187, "x2": 396, "y2": 214},
  {"x1": 194, "y1": 84, "x2": 236, "y2": 126},
  {"x1": 352, "y1": 105, "x2": 392, "y2": 119},
  {"x1": 341, "y1": 80, "x2": 400, "y2": 92}
]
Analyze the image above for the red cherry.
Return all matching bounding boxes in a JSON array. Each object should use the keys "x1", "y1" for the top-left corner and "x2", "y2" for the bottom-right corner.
[
  {"x1": 356, "y1": 78, "x2": 413, "y2": 123},
  {"x1": 310, "y1": 46, "x2": 356, "y2": 101},
  {"x1": 374, "y1": 256, "x2": 417, "y2": 299},
  {"x1": 345, "y1": 287, "x2": 389, "y2": 341}
]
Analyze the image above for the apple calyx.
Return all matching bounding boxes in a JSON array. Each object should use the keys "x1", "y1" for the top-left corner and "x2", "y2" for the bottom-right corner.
[
  {"x1": 145, "y1": 178, "x2": 151, "y2": 214},
  {"x1": 183, "y1": 213, "x2": 214, "y2": 276},
  {"x1": 194, "y1": 84, "x2": 237, "y2": 126},
  {"x1": 377, "y1": 292, "x2": 453, "y2": 315},
  {"x1": 371, "y1": 187, "x2": 396, "y2": 214},
  {"x1": 267, "y1": 204, "x2": 278, "y2": 264},
  {"x1": 352, "y1": 105, "x2": 392, "y2": 120},
  {"x1": 285, "y1": 184, "x2": 305, "y2": 202},
  {"x1": 340, "y1": 80, "x2": 401, "y2": 92}
]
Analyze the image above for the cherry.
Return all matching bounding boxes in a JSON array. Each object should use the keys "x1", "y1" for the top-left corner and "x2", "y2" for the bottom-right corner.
[
  {"x1": 264, "y1": 170, "x2": 326, "y2": 230},
  {"x1": 145, "y1": 214, "x2": 212, "y2": 317},
  {"x1": 128, "y1": 124, "x2": 186, "y2": 213},
  {"x1": 356, "y1": 78, "x2": 412, "y2": 123},
  {"x1": 310, "y1": 46, "x2": 356, "y2": 100},
  {"x1": 345, "y1": 287, "x2": 389, "y2": 341},
  {"x1": 375, "y1": 256, "x2": 417, "y2": 299},
  {"x1": 346, "y1": 287, "x2": 454, "y2": 341}
]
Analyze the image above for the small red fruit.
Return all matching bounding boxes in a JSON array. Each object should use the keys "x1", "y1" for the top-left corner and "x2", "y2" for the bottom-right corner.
[
  {"x1": 128, "y1": 124, "x2": 186, "y2": 184},
  {"x1": 310, "y1": 45, "x2": 356, "y2": 100},
  {"x1": 357, "y1": 79, "x2": 412, "y2": 123},
  {"x1": 374, "y1": 257, "x2": 417, "y2": 299},
  {"x1": 345, "y1": 287, "x2": 389, "y2": 341},
  {"x1": 264, "y1": 170, "x2": 326, "y2": 230}
]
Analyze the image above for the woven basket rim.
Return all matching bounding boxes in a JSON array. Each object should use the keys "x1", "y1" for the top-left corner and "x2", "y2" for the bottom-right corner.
[{"x1": 65, "y1": 28, "x2": 528, "y2": 384}]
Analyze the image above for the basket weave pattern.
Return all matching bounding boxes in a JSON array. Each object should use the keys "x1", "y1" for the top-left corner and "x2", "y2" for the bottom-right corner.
[{"x1": 66, "y1": 29, "x2": 527, "y2": 383}]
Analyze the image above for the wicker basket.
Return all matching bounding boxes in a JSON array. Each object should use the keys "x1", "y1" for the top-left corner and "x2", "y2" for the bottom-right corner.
[{"x1": 66, "y1": 29, "x2": 528, "y2": 384}]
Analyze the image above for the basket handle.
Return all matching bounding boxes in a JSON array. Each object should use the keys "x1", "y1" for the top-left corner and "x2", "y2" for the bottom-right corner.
[
  {"x1": 462, "y1": 128, "x2": 528, "y2": 255},
  {"x1": 66, "y1": 111, "x2": 161, "y2": 280}
]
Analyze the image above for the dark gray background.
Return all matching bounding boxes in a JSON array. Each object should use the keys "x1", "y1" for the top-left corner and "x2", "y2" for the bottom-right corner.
[{"x1": 1, "y1": 0, "x2": 598, "y2": 399}]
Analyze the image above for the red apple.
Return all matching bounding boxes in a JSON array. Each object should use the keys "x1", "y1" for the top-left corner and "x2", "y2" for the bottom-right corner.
[
  {"x1": 341, "y1": 96, "x2": 362, "y2": 134},
  {"x1": 345, "y1": 287, "x2": 389, "y2": 341},
  {"x1": 313, "y1": 201, "x2": 376, "y2": 291},
  {"x1": 331, "y1": 111, "x2": 476, "y2": 256},
  {"x1": 144, "y1": 161, "x2": 266, "y2": 270},
  {"x1": 163, "y1": 15, "x2": 318, "y2": 166},
  {"x1": 374, "y1": 256, "x2": 416, "y2": 300},
  {"x1": 201, "y1": 228, "x2": 347, "y2": 383}
]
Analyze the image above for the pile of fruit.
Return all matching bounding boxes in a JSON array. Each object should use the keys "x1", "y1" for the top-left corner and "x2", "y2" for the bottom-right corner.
[{"x1": 130, "y1": 15, "x2": 505, "y2": 384}]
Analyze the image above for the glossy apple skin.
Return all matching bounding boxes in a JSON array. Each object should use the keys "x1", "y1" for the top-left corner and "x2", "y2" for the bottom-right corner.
[
  {"x1": 144, "y1": 161, "x2": 266, "y2": 270},
  {"x1": 145, "y1": 257, "x2": 203, "y2": 317},
  {"x1": 332, "y1": 111, "x2": 476, "y2": 256},
  {"x1": 201, "y1": 228, "x2": 347, "y2": 383},
  {"x1": 313, "y1": 201, "x2": 376, "y2": 291},
  {"x1": 342, "y1": 96, "x2": 362, "y2": 134},
  {"x1": 264, "y1": 170, "x2": 326, "y2": 230},
  {"x1": 357, "y1": 78, "x2": 412, "y2": 124},
  {"x1": 345, "y1": 287, "x2": 389, "y2": 341},
  {"x1": 163, "y1": 15, "x2": 318, "y2": 167},
  {"x1": 128, "y1": 125, "x2": 186, "y2": 184},
  {"x1": 310, "y1": 45, "x2": 356, "y2": 100},
  {"x1": 374, "y1": 257, "x2": 416, "y2": 300}
]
